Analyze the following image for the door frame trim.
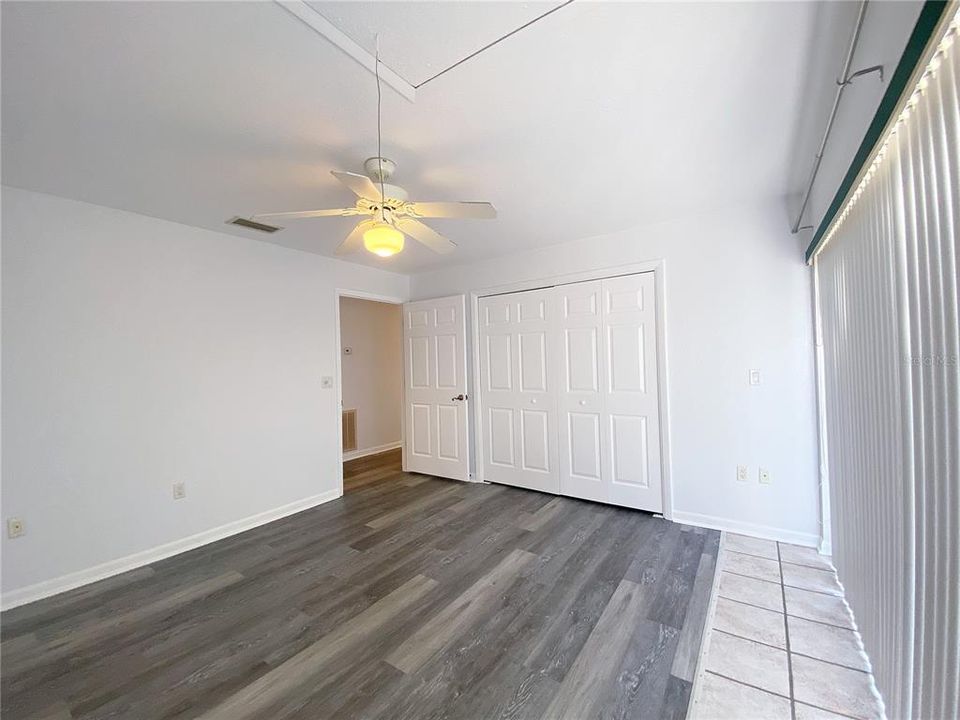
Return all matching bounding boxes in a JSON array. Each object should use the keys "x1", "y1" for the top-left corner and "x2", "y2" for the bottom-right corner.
[
  {"x1": 469, "y1": 259, "x2": 675, "y2": 519},
  {"x1": 334, "y1": 288, "x2": 407, "y2": 497}
]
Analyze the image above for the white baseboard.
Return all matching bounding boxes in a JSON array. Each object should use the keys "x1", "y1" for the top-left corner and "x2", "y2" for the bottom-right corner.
[
  {"x1": 671, "y1": 510, "x2": 819, "y2": 548},
  {"x1": 342, "y1": 441, "x2": 401, "y2": 462},
  {"x1": 1, "y1": 489, "x2": 342, "y2": 611}
]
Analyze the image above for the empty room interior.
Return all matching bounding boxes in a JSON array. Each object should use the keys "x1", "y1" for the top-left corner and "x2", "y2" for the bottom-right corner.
[{"x1": 1, "y1": 1, "x2": 957, "y2": 719}]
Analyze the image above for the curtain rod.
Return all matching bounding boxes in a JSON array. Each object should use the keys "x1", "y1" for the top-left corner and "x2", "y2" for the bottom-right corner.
[
  {"x1": 791, "y1": 0, "x2": 875, "y2": 235},
  {"x1": 804, "y1": 0, "x2": 952, "y2": 262}
]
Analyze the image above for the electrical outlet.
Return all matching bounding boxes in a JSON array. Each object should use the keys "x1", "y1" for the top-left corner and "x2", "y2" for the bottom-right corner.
[
  {"x1": 759, "y1": 468, "x2": 771, "y2": 485},
  {"x1": 173, "y1": 482, "x2": 186, "y2": 500},
  {"x1": 7, "y1": 518, "x2": 24, "y2": 539},
  {"x1": 737, "y1": 465, "x2": 749, "y2": 482}
]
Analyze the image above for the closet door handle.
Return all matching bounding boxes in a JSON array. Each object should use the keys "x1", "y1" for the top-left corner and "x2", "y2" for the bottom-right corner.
[{"x1": 451, "y1": 394, "x2": 466, "y2": 402}]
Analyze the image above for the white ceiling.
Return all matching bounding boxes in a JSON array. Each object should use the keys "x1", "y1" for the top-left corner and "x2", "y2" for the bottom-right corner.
[
  {"x1": 2, "y1": 1, "x2": 821, "y2": 274},
  {"x1": 308, "y1": 1, "x2": 564, "y2": 85}
]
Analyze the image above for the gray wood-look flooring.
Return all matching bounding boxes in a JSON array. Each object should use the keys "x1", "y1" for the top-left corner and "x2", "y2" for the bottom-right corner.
[{"x1": 1, "y1": 449, "x2": 719, "y2": 719}]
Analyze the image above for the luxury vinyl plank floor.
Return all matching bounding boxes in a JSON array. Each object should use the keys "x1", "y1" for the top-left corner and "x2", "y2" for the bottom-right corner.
[{"x1": 2, "y1": 451, "x2": 719, "y2": 720}]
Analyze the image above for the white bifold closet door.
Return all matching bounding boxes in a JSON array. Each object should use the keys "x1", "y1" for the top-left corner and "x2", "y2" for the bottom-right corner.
[
  {"x1": 478, "y1": 288, "x2": 560, "y2": 494},
  {"x1": 479, "y1": 273, "x2": 662, "y2": 512}
]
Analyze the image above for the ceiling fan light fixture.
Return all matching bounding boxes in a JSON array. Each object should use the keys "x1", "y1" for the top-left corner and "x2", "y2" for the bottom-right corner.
[{"x1": 363, "y1": 221, "x2": 404, "y2": 257}]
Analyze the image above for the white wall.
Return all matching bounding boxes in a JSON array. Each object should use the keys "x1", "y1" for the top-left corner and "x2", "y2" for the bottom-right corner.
[
  {"x1": 338, "y1": 297, "x2": 402, "y2": 455},
  {"x1": 410, "y1": 199, "x2": 820, "y2": 545},
  {"x1": 0, "y1": 186, "x2": 409, "y2": 602}
]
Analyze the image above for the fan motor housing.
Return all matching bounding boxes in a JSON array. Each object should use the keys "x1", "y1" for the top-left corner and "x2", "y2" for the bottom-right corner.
[
  {"x1": 363, "y1": 157, "x2": 407, "y2": 201},
  {"x1": 364, "y1": 156, "x2": 396, "y2": 181}
]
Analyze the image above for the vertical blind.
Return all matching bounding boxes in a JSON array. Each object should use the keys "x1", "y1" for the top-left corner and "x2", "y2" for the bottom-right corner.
[{"x1": 814, "y1": 8, "x2": 959, "y2": 720}]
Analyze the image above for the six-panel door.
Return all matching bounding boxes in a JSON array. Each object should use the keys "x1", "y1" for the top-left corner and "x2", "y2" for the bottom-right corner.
[
  {"x1": 403, "y1": 295, "x2": 470, "y2": 481},
  {"x1": 556, "y1": 280, "x2": 606, "y2": 501},
  {"x1": 597, "y1": 274, "x2": 662, "y2": 511},
  {"x1": 479, "y1": 273, "x2": 663, "y2": 512},
  {"x1": 478, "y1": 288, "x2": 560, "y2": 494}
]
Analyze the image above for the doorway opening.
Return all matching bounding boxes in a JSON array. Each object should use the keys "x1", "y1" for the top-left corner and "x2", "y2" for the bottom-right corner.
[{"x1": 336, "y1": 292, "x2": 404, "y2": 494}]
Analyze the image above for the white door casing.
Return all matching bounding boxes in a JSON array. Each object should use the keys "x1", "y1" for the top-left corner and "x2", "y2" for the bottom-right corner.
[
  {"x1": 478, "y1": 289, "x2": 560, "y2": 494},
  {"x1": 402, "y1": 295, "x2": 470, "y2": 481}
]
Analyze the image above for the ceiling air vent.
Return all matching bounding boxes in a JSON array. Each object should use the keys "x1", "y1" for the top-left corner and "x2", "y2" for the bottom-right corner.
[{"x1": 227, "y1": 217, "x2": 281, "y2": 233}]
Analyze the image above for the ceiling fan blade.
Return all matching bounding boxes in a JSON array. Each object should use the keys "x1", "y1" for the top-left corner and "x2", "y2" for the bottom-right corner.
[
  {"x1": 407, "y1": 201, "x2": 497, "y2": 219},
  {"x1": 253, "y1": 208, "x2": 359, "y2": 220},
  {"x1": 331, "y1": 171, "x2": 382, "y2": 201},
  {"x1": 335, "y1": 219, "x2": 376, "y2": 256},
  {"x1": 395, "y1": 218, "x2": 457, "y2": 255}
]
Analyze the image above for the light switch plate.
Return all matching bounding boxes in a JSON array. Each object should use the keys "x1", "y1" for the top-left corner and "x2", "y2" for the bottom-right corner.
[
  {"x1": 749, "y1": 369, "x2": 761, "y2": 386},
  {"x1": 759, "y1": 467, "x2": 771, "y2": 484},
  {"x1": 173, "y1": 482, "x2": 186, "y2": 499},
  {"x1": 7, "y1": 518, "x2": 24, "y2": 538}
]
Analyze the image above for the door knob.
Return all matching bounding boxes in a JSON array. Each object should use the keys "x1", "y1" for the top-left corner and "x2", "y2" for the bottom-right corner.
[
  {"x1": 579, "y1": 400, "x2": 587, "y2": 406},
  {"x1": 451, "y1": 394, "x2": 466, "y2": 401},
  {"x1": 531, "y1": 398, "x2": 538, "y2": 404}
]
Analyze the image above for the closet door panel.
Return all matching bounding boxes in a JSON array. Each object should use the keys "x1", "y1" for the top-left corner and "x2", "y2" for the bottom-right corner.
[
  {"x1": 478, "y1": 289, "x2": 559, "y2": 494},
  {"x1": 556, "y1": 280, "x2": 608, "y2": 502},
  {"x1": 602, "y1": 274, "x2": 662, "y2": 511}
]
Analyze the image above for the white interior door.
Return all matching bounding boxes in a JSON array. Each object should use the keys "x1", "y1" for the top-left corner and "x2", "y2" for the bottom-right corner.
[
  {"x1": 478, "y1": 289, "x2": 560, "y2": 494},
  {"x1": 402, "y1": 295, "x2": 469, "y2": 481}
]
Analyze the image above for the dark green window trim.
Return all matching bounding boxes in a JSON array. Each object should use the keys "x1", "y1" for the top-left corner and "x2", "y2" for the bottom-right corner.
[{"x1": 805, "y1": 0, "x2": 951, "y2": 263}]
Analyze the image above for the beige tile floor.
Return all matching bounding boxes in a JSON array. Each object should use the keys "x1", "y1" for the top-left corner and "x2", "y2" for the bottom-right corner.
[{"x1": 689, "y1": 534, "x2": 884, "y2": 720}]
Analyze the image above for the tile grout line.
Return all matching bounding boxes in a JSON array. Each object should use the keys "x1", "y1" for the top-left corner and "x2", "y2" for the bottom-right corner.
[
  {"x1": 710, "y1": 628, "x2": 871, "y2": 673},
  {"x1": 721, "y1": 568, "x2": 844, "y2": 597},
  {"x1": 716, "y1": 592, "x2": 783, "y2": 614},
  {"x1": 720, "y1": 547, "x2": 780, "y2": 562},
  {"x1": 790, "y1": 651, "x2": 872, "y2": 674},
  {"x1": 711, "y1": 628, "x2": 787, "y2": 651},
  {"x1": 703, "y1": 671, "x2": 868, "y2": 720},
  {"x1": 779, "y1": 558, "x2": 838, "y2": 572},
  {"x1": 723, "y1": 545, "x2": 824, "y2": 568},
  {"x1": 717, "y1": 593, "x2": 856, "y2": 631},
  {"x1": 786, "y1": 613, "x2": 859, "y2": 633},
  {"x1": 703, "y1": 670, "x2": 791, "y2": 701},
  {"x1": 719, "y1": 569, "x2": 779, "y2": 585},
  {"x1": 716, "y1": 593, "x2": 783, "y2": 615},
  {"x1": 777, "y1": 542, "x2": 797, "y2": 720},
  {"x1": 724, "y1": 547, "x2": 837, "y2": 574}
]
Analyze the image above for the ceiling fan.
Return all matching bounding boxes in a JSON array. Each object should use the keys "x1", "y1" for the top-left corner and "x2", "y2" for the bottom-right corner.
[{"x1": 252, "y1": 157, "x2": 496, "y2": 258}]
